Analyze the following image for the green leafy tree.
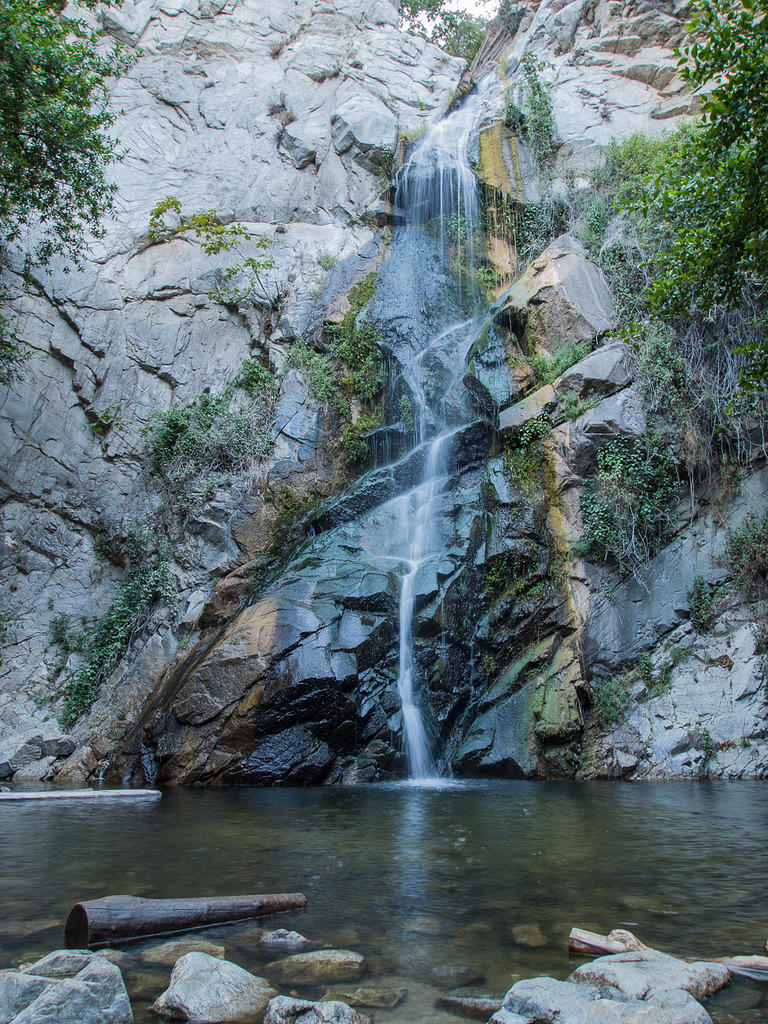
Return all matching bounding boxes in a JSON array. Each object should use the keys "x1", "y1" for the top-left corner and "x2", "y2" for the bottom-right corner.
[
  {"x1": 399, "y1": 0, "x2": 491, "y2": 62},
  {"x1": 0, "y1": 0, "x2": 134, "y2": 382},
  {"x1": 643, "y1": 0, "x2": 768, "y2": 316},
  {"x1": 148, "y1": 196, "x2": 282, "y2": 309}
]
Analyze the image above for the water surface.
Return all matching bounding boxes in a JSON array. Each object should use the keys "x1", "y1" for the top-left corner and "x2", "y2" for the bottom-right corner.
[{"x1": 1, "y1": 780, "x2": 765, "y2": 1022}]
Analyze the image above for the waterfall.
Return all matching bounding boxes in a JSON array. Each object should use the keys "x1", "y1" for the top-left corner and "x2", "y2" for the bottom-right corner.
[{"x1": 379, "y1": 86, "x2": 489, "y2": 781}]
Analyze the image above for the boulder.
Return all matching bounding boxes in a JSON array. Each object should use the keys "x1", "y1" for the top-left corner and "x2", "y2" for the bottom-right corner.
[
  {"x1": 571, "y1": 949, "x2": 731, "y2": 1001},
  {"x1": 3, "y1": 957, "x2": 132, "y2": 1024},
  {"x1": 151, "y1": 952, "x2": 277, "y2": 1023},
  {"x1": 266, "y1": 950, "x2": 366, "y2": 986},
  {"x1": 265, "y1": 996, "x2": 372, "y2": 1024},
  {"x1": 493, "y1": 235, "x2": 614, "y2": 353},
  {"x1": 21, "y1": 949, "x2": 96, "y2": 978},
  {"x1": 557, "y1": 341, "x2": 633, "y2": 399}
]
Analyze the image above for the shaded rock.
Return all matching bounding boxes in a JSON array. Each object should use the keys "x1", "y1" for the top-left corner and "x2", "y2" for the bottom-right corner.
[
  {"x1": 557, "y1": 341, "x2": 633, "y2": 399},
  {"x1": 431, "y1": 965, "x2": 484, "y2": 988},
  {"x1": 40, "y1": 736, "x2": 76, "y2": 759},
  {"x1": 437, "y1": 993, "x2": 504, "y2": 1019},
  {"x1": 151, "y1": 952, "x2": 277, "y2": 1023},
  {"x1": 493, "y1": 235, "x2": 614, "y2": 353},
  {"x1": 322, "y1": 986, "x2": 406, "y2": 1009},
  {"x1": 6, "y1": 957, "x2": 132, "y2": 1024},
  {"x1": 267, "y1": 950, "x2": 366, "y2": 986},
  {"x1": 265, "y1": 995, "x2": 372, "y2": 1024},
  {"x1": 140, "y1": 938, "x2": 226, "y2": 965},
  {"x1": 11, "y1": 756, "x2": 56, "y2": 781}
]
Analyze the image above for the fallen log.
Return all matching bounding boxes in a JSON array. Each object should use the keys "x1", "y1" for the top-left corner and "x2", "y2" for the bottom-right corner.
[
  {"x1": 568, "y1": 927, "x2": 768, "y2": 982},
  {"x1": 0, "y1": 789, "x2": 161, "y2": 801},
  {"x1": 66, "y1": 893, "x2": 308, "y2": 948},
  {"x1": 568, "y1": 927, "x2": 647, "y2": 957}
]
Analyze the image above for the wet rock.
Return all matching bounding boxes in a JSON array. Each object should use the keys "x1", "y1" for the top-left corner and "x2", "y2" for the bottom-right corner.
[
  {"x1": 322, "y1": 986, "x2": 406, "y2": 1009},
  {"x1": 265, "y1": 995, "x2": 372, "y2": 1024},
  {"x1": 436, "y1": 992, "x2": 504, "y2": 1019},
  {"x1": 260, "y1": 930, "x2": 310, "y2": 950},
  {"x1": 512, "y1": 924, "x2": 547, "y2": 948},
  {"x1": 430, "y1": 965, "x2": 484, "y2": 988},
  {"x1": 2, "y1": 956, "x2": 132, "y2": 1024},
  {"x1": 266, "y1": 950, "x2": 366, "y2": 986},
  {"x1": 493, "y1": 235, "x2": 614, "y2": 353},
  {"x1": 140, "y1": 937, "x2": 226, "y2": 965},
  {"x1": 151, "y1": 952, "x2": 277, "y2": 1023}
]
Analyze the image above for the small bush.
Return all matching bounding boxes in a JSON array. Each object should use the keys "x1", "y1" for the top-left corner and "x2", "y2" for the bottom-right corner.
[
  {"x1": 725, "y1": 510, "x2": 768, "y2": 600},
  {"x1": 287, "y1": 340, "x2": 338, "y2": 406},
  {"x1": 528, "y1": 340, "x2": 590, "y2": 386},
  {"x1": 340, "y1": 412, "x2": 381, "y2": 469},
  {"x1": 146, "y1": 387, "x2": 275, "y2": 487},
  {"x1": 579, "y1": 437, "x2": 678, "y2": 582},
  {"x1": 60, "y1": 532, "x2": 173, "y2": 726},
  {"x1": 592, "y1": 674, "x2": 629, "y2": 726},
  {"x1": 688, "y1": 575, "x2": 716, "y2": 631}
]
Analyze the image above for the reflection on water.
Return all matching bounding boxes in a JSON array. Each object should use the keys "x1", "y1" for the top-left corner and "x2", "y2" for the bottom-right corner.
[{"x1": 0, "y1": 781, "x2": 766, "y2": 1023}]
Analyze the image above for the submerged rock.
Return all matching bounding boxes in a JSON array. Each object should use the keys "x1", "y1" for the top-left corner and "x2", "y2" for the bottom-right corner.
[
  {"x1": 436, "y1": 992, "x2": 504, "y2": 1019},
  {"x1": 151, "y1": 952, "x2": 277, "y2": 1023},
  {"x1": 321, "y1": 986, "x2": 406, "y2": 1009},
  {"x1": 139, "y1": 937, "x2": 226, "y2": 965},
  {"x1": 267, "y1": 950, "x2": 366, "y2": 986}
]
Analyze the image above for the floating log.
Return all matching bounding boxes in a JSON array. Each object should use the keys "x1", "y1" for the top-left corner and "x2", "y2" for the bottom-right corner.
[
  {"x1": 0, "y1": 789, "x2": 161, "y2": 802},
  {"x1": 569, "y1": 927, "x2": 768, "y2": 982},
  {"x1": 66, "y1": 893, "x2": 308, "y2": 948}
]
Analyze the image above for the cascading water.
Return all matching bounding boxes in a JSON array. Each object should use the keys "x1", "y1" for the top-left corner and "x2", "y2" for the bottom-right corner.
[{"x1": 376, "y1": 85, "x2": 491, "y2": 781}]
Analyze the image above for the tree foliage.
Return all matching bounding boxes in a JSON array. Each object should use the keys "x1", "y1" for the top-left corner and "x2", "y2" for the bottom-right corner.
[
  {"x1": 399, "y1": 0, "x2": 490, "y2": 62},
  {"x1": 0, "y1": 0, "x2": 133, "y2": 265},
  {"x1": 0, "y1": 0, "x2": 134, "y2": 384},
  {"x1": 642, "y1": 0, "x2": 768, "y2": 316}
]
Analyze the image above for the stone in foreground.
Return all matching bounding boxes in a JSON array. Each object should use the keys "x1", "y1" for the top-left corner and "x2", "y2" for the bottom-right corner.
[
  {"x1": 571, "y1": 950, "x2": 730, "y2": 1001},
  {"x1": 266, "y1": 950, "x2": 365, "y2": 985},
  {"x1": 151, "y1": 952, "x2": 277, "y2": 1023},
  {"x1": 1, "y1": 956, "x2": 132, "y2": 1024},
  {"x1": 265, "y1": 996, "x2": 372, "y2": 1024}
]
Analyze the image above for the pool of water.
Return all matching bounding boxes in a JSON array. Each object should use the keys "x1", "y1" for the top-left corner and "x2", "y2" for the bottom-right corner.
[{"x1": 1, "y1": 780, "x2": 766, "y2": 1022}]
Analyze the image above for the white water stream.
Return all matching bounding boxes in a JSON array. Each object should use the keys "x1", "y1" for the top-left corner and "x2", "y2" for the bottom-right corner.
[{"x1": 385, "y1": 86, "x2": 489, "y2": 780}]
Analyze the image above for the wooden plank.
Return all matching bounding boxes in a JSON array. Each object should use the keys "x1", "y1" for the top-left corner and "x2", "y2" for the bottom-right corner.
[
  {"x1": 66, "y1": 893, "x2": 308, "y2": 948},
  {"x1": 0, "y1": 789, "x2": 161, "y2": 802}
]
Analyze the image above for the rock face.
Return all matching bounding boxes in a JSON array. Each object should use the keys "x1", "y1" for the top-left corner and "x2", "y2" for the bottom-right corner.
[
  {"x1": 2, "y1": 0, "x2": 767, "y2": 787},
  {"x1": 493, "y1": 235, "x2": 615, "y2": 354},
  {"x1": 0, "y1": 0, "x2": 464, "y2": 771},
  {"x1": 0, "y1": 951, "x2": 133, "y2": 1024}
]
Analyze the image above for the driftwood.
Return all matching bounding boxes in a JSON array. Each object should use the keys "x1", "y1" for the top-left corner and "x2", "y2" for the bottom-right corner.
[
  {"x1": 66, "y1": 893, "x2": 308, "y2": 948},
  {"x1": 568, "y1": 927, "x2": 768, "y2": 982},
  {"x1": 0, "y1": 789, "x2": 161, "y2": 801}
]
